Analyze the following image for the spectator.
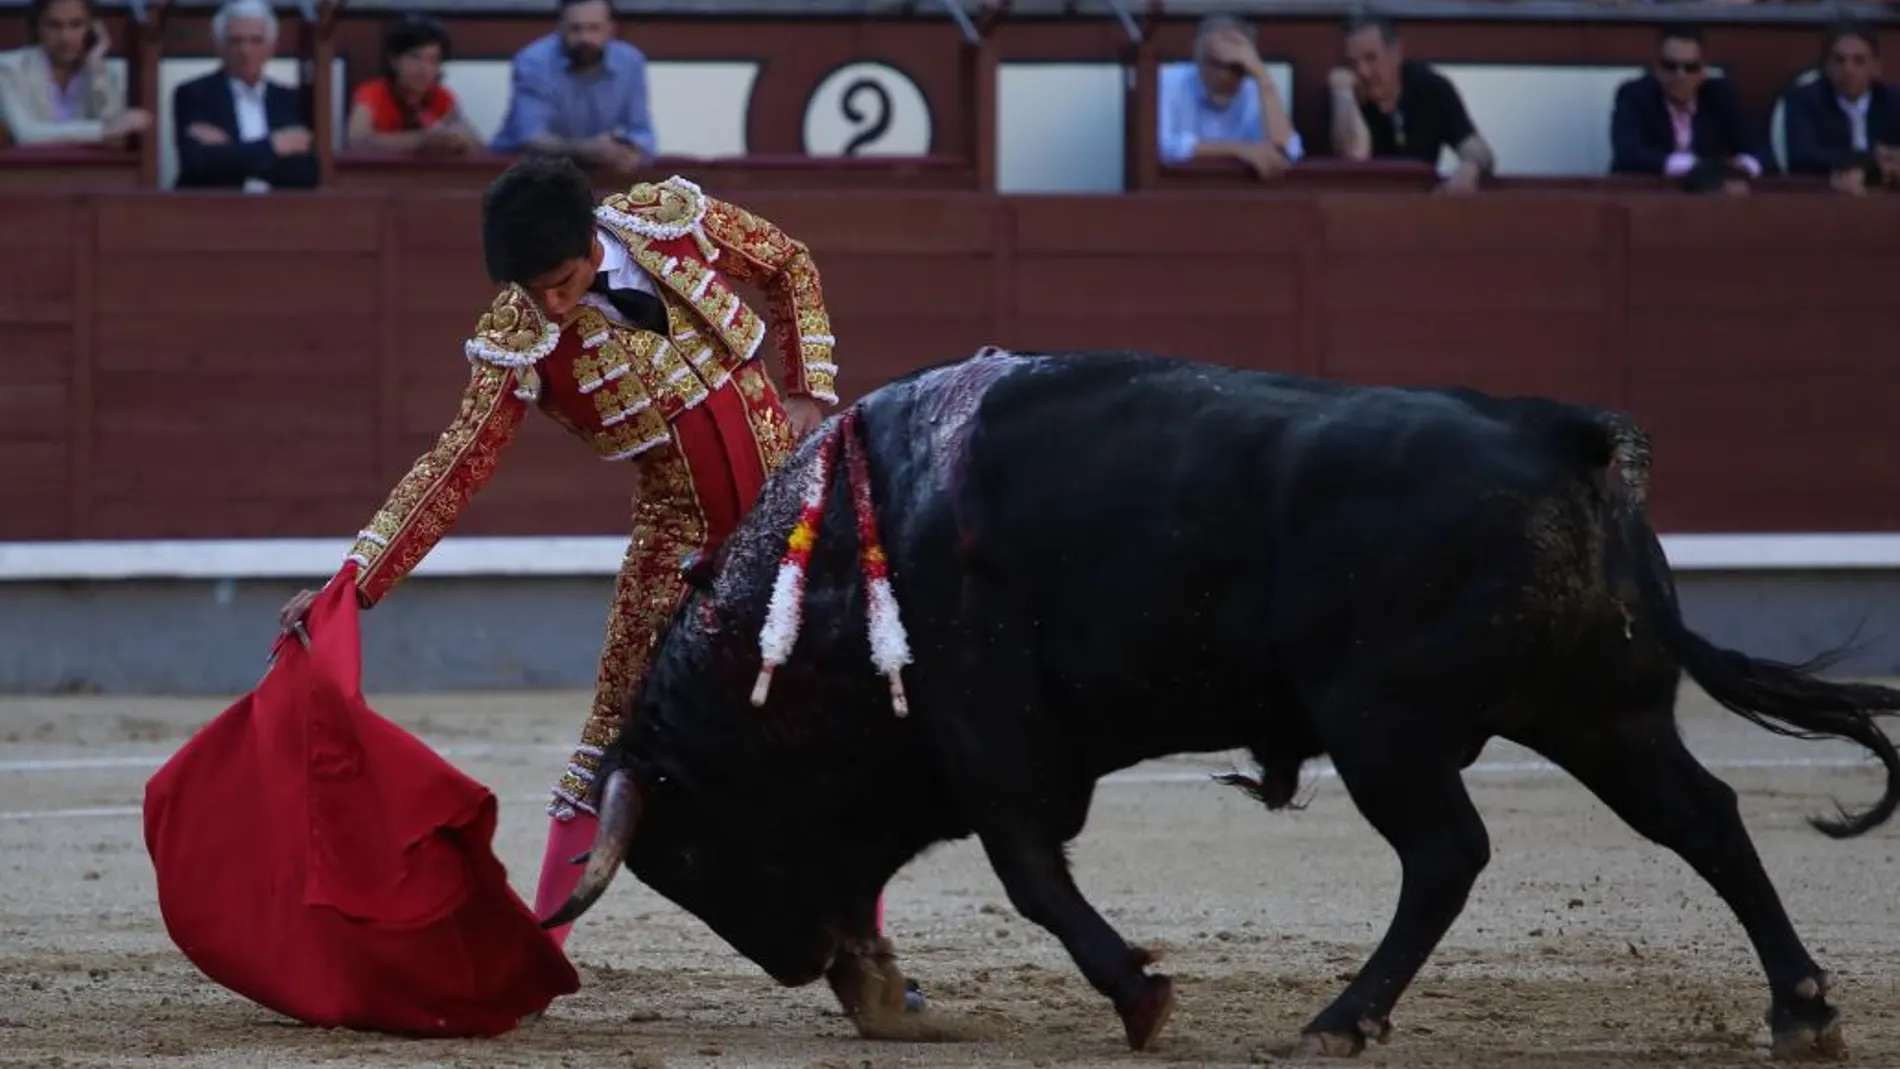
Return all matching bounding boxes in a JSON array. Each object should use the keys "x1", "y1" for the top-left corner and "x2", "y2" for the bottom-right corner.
[
  {"x1": 489, "y1": 0, "x2": 654, "y2": 177},
  {"x1": 1157, "y1": 14, "x2": 1301, "y2": 180},
  {"x1": 1781, "y1": 21, "x2": 1900, "y2": 196},
  {"x1": 346, "y1": 13, "x2": 483, "y2": 156},
  {"x1": 1328, "y1": 15, "x2": 1493, "y2": 195},
  {"x1": 0, "y1": 0, "x2": 149, "y2": 146},
  {"x1": 1610, "y1": 24, "x2": 1765, "y2": 193},
  {"x1": 172, "y1": 0, "x2": 317, "y2": 191}
]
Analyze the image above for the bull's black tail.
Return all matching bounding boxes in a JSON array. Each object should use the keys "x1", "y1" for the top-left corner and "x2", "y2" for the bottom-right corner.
[{"x1": 1602, "y1": 412, "x2": 1900, "y2": 839}]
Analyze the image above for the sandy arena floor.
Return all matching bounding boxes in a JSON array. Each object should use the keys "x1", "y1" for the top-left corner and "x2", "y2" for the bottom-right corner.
[{"x1": 2, "y1": 685, "x2": 1898, "y2": 1069}]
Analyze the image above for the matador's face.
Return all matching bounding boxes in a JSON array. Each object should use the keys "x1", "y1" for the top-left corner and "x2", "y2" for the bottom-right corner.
[{"x1": 521, "y1": 236, "x2": 605, "y2": 321}]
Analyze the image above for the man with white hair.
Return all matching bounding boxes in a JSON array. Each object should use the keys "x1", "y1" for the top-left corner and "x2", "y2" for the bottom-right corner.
[
  {"x1": 172, "y1": 0, "x2": 317, "y2": 189},
  {"x1": 1157, "y1": 14, "x2": 1302, "y2": 180}
]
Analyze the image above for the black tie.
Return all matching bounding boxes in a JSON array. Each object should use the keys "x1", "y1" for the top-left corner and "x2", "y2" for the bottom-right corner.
[{"x1": 588, "y1": 273, "x2": 669, "y2": 335}]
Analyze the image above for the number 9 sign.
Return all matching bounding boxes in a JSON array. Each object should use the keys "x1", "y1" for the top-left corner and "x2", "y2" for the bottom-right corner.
[{"x1": 801, "y1": 61, "x2": 934, "y2": 157}]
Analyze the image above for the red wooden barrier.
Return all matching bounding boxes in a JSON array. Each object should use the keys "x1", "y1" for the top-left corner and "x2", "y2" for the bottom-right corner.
[{"x1": 1, "y1": 189, "x2": 1894, "y2": 540}]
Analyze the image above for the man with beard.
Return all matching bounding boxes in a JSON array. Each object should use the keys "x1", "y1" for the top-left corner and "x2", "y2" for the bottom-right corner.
[{"x1": 490, "y1": 0, "x2": 654, "y2": 177}]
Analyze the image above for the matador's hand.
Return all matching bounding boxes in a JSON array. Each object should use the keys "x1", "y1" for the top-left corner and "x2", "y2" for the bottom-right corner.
[
  {"x1": 278, "y1": 589, "x2": 318, "y2": 634},
  {"x1": 783, "y1": 396, "x2": 825, "y2": 440}
]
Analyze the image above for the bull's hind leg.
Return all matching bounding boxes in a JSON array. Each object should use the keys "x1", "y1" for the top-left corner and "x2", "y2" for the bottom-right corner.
[
  {"x1": 1518, "y1": 714, "x2": 1844, "y2": 1061},
  {"x1": 1300, "y1": 720, "x2": 1493, "y2": 1057}
]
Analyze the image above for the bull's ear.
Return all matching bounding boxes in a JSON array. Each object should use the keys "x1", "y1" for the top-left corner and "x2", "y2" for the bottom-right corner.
[{"x1": 679, "y1": 550, "x2": 715, "y2": 592}]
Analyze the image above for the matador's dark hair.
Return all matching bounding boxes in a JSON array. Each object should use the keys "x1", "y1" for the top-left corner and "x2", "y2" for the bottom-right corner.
[{"x1": 480, "y1": 154, "x2": 597, "y2": 285}]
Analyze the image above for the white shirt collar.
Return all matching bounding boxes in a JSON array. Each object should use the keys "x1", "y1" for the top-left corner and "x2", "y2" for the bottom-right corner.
[
  {"x1": 578, "y1": 227, "x2": 663, "y2": 328},
  {"x1": 595, "y1": 226, "x2": 630, "y2": 275},
  {"x1": 593, "y1": 226, "x2": 654, "y2": 294}
]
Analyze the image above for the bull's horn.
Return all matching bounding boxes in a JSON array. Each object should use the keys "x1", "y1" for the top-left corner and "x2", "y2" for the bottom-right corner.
[{"x1": 540, "y1": 768, "x2": 642, "y2": 930}]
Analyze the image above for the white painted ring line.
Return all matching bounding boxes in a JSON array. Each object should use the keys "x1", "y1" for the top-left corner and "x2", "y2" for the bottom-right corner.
[{"x1": 0, "y1": 751, "x2": 1880, "y2": 823}]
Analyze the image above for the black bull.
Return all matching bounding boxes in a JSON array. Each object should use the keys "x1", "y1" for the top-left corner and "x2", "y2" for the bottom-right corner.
[{"x1": 546, "y1": 349, "x2": 1900, "y2": 1059}]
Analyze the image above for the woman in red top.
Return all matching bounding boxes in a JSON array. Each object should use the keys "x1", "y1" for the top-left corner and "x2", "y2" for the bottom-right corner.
[{"x1": 347, "y1": 13, "x2": 483, "y2": 155}]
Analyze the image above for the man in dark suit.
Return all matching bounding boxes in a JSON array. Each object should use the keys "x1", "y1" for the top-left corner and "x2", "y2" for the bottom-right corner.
[
  {"x1": 1611, "y1": 23, "x2": 1766, "y2": 193},
  {"x1": 1781, "y1": 21, "x2": 1900, "y2": 196},
  {"x1": 171, "y1": 0, "x2": 317, "y2": 190}
]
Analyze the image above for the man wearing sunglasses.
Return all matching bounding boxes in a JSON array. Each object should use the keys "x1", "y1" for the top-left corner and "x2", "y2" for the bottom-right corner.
[{"x1": 1610, "y1": 24, "x2": 1764, "y2": 192}]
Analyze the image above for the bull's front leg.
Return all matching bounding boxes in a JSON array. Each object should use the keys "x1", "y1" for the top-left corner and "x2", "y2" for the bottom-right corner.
[
  {"x1": 930, "y1": 579, "x2": 1173, "y2": 1050},
  {"x1": 979, "y1": 828, "x2": 1176, "y2": 1051},
  {"x1": 826, "y1": 934, "x2": 914, "y2": 1031},
  {"x1": 1298, "y1": 722, "x2": 1493, "y2": 1057},
  {"x1": 825, "y1": 907, "x2": 962, "y2": 1042}
]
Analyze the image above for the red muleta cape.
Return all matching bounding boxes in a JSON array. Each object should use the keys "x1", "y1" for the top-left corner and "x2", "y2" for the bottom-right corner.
[{"x1": 142, "y1": 564, "x2": 580, "y2": 1036}]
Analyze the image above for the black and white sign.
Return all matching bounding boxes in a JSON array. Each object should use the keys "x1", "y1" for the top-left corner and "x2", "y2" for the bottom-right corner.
[{"x1": 801, "y1": 61, "x2": 933, "y2": 157}]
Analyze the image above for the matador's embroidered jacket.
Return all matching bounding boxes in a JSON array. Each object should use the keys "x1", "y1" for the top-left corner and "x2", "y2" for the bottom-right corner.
[{"x1": 342, "y1": 175, "x2": 838, "y2": 604}]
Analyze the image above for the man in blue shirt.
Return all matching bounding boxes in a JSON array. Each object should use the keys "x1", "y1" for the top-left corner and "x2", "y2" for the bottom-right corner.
[
  {"x1": 491, "y1": 0, "x2": 656, "y2": 175},
  {"x1": 1157, "y1": 15, "x2": 1302, "y2": 180}
]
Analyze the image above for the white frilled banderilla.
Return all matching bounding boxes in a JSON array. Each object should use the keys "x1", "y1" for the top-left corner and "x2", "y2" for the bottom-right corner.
[{"x1": 749, "y1": 405, "x2": 912, "y2": 715}]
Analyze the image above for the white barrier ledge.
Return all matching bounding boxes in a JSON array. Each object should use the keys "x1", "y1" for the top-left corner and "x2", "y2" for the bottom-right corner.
[
  {"x1": 0, "y1": 533, "x2": 1898, "y2": 581},
  {"x1": 0, "y1": 537, "x2": 626, "y2": 581}
]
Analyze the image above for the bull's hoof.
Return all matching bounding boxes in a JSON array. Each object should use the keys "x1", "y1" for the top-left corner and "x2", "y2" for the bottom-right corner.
[
  {"x1": 1769, "y1": 974, "x2": 1846, "y2": 1062},
  {"x1": 852, "y1": 979, "x2": 977, "y2": 1043},
  {"x1": 1298, "y1": 1029, "x2": 1365, "y2": 1058},
  {"x1": 1770, "y1": 1010, "x2": 1846, "y2": 1062},
  {"x1": 1117, "y1": 974, "x2": 1175, "y2": 1052},
  {"x1": 828, "y1": 945, "x2": 961, "y2": 1041}
]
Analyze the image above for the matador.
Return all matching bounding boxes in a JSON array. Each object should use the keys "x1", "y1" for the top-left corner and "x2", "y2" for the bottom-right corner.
[{"x1": 278, "y1": 158, "x2": 916, "y2": 1000}]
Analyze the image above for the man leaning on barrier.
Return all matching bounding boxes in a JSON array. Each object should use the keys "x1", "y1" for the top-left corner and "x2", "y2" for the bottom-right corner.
[
  {"x1": 1329, "y1": 14, "x2": 1495, "y2": 194},
  {"x1": 1158, "y1": 14, "x2": 1304, "y2": 180}
]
